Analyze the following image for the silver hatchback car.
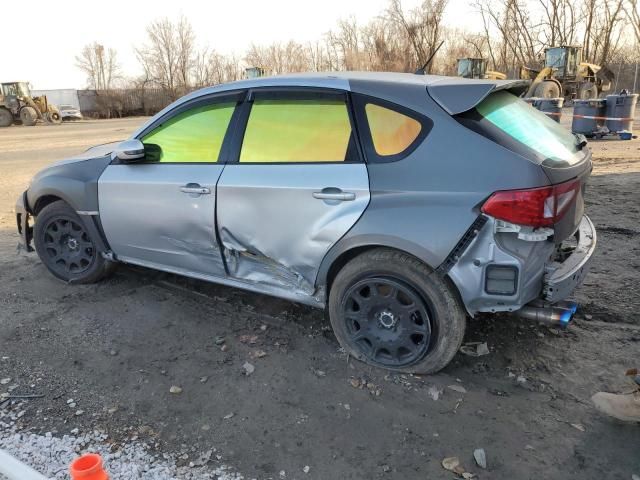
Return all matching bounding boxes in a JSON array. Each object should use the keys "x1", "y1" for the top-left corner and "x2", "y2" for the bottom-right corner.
[{"x1": 16, "y1": 72, "x2": 596, "y2": 373}]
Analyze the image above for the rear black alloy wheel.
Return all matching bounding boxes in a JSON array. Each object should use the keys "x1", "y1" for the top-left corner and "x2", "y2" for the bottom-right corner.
[
  {"x1": 328, "y1": 248, "x2": 466, "y2": 374},
  {"x1": 342, "y1": 277, "x2": 431, "y2": 367},
  {"x1": 42, "y1": 217, "x2": 95, "y2": 276}
]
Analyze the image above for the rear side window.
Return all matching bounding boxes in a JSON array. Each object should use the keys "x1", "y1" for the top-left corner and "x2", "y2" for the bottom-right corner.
[
  {"x1": 142, "y1": 102, "x2": 235, "y2": 163},
  {"x1": 365, "y1": 103, "x2": 422, "y2": 156},
  {"x1": 239, "y1": 98, "x2": 353, "y2": 163},
  {"x1": 353, "y1": 94, "x2": 432, "y2": 163},
  {"x1": 472, "y1": 91, "x2": 582, "y2": 166}
]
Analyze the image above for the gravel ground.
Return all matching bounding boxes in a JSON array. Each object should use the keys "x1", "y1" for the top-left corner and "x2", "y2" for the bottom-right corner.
[
  {"x1": 1, "y1": 115, "x2": 639, "y2": 479},
  {"x1": 1, "y1": 411, "x2": 243, "y2": 479}
]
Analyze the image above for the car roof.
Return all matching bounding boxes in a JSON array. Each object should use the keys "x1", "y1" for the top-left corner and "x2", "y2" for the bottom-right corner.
[
  {"x1": 131, "y1": 71, "x2": 529, "y2": 138},
  {"x1": 192, "y1": 70, "x2": 521, "y2": 91}
]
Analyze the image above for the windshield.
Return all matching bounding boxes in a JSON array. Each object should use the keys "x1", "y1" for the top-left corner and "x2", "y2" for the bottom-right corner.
[
  {"x1": 457, "y1": 59, "x2": 484, "y2": 78},
  {"x1": 474, "y1": 90, "x2": 582, "y2": 166},
  {"x1": 16, "y1": 82, "x2": 31, "y2": 97},
  {"x1": 60, "y1": 105, "x2": 75, "y2": 110},
  {"x1": 546, "y1": 48, "x2": 566, "y2": 75},
  {"x1": 457, "y1": 59, "x2": 471, "y2": 77}
]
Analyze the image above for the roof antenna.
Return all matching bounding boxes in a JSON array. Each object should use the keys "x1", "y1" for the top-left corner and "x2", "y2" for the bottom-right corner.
[{"x1": 415, "y1": 41, "x2": 445, "y2": 75}]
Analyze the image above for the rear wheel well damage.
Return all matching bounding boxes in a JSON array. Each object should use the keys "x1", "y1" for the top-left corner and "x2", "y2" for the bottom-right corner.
[
  {"x1": 325, "y1": 245, "x2": 377, "y2": 295},
  {"x1": 323, "y1": 244, "x2": 468, "y2": 314}
]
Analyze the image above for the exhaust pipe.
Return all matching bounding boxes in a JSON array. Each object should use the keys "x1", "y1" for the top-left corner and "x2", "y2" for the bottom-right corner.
[{"x1": 516, "y1": 300, "x2": 578, "y2": 328}]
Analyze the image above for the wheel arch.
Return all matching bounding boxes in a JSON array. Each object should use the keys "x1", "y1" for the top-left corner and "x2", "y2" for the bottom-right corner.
[
  {"x1": 27, "y1": 179, "x2": 84, "y2": 215},
  {"x1": 316, "y1": 234, "x2": 441, "y2": 295},
  {"x1": 27, "y1": 182, "x2": 110, "y2": 254}
]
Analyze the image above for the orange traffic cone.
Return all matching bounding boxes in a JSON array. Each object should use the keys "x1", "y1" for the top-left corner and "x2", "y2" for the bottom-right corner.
[{"x1": 69, "y1": 453, "x2": 109, "y2": 480}]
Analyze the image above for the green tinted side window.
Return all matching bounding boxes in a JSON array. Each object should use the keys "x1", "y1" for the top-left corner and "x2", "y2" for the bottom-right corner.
[
  {"x1": 476, "y1": 91, "x2": 579, "y2": 164},
  {"x1": 142, "y1": 102, "x2": 235, "y2": 163},
  {"x1": 239, "y1": 99, "x2": 352, "y2": 163}
]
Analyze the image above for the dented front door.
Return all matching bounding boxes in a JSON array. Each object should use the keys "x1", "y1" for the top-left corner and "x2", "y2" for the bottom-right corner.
[
  {"x1": 99, "y1": 163, "x2": 226, "y2": 276},
  {"x1": 98, "y1": 95, "x2": 240, "y2": 277},
  {"x1": 215, "y1": 89, "x2": 370, "y2": 297}
]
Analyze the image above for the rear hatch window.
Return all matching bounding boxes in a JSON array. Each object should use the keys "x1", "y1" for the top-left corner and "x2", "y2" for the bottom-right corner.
[{"x1": 457, "y1": 90, "x2": 585, "y2": 168}]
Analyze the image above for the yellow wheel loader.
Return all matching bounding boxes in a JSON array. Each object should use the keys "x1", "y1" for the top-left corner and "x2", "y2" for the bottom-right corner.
[
  {"x1": 520, "y1": 46, "x2": 614, "y2": 100},
  {"x1": 0, "y1": 82, "x2": 62, "y2": 127}
]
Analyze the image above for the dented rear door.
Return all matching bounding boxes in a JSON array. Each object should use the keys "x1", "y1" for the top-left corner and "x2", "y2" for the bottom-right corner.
[{"x1": 216, "y1": 89, "x2": 370, "y2": 297}]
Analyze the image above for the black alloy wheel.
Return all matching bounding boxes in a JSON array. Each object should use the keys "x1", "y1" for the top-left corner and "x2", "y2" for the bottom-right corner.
[
  {"x1": 341, "y1": 276, "x2": 432, "y2": 367},
  {"x1": 41, "y1": 217, "x2": 96, "y2": 276}
]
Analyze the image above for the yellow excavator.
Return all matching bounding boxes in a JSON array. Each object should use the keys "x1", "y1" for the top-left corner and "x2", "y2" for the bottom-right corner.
[
  {"x1": 456, "y1": 58, "x2": 507, "y2": 80},
  {"x1": 520, "y1": 46, "x2": 614, "y2": 99}
]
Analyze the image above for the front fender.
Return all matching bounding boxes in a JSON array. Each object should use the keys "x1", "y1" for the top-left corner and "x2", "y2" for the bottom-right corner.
[
  {"x1": 24, "y1": 155, "x2": 112, "y2": 254},
  {"x1": 26, "y1": 155, "x2": 112, "y2": 214},
  {"x1": 27, "y1": 176, "x2": 86, "y2": 212}
]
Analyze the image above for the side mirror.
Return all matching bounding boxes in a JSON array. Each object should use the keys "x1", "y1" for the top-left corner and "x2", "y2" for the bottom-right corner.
[{"x1": 112, "y1": 139, "x2": 145, "y2": 163}]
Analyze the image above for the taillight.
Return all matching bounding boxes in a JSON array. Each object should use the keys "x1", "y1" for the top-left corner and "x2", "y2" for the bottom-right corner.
[{"x1": 481, "y1": 179, "x2": 580, "y2": 227}]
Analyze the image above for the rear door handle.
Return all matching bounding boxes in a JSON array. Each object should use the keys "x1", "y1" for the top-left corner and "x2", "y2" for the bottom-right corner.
[
  {"x1": 180, "y1": 183, "x2": 210, "y2": 195},
  {"x1": 312, "y1": 190, "x2": 356, "y2": 201}
]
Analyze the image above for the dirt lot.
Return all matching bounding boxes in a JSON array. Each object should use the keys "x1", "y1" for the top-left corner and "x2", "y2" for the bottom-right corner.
[{"x1": 1, "y1": 116, "x2": 639, "y2": 479}]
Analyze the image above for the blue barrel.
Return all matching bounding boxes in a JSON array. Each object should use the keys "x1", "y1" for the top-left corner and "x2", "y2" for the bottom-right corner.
[
  {"x1": 525, "y1": 97, "x2": 564, "y2": 122},
  {"x1": 605, "y1": 93, "x2": 638, "y2": 133},
  {"x1": 572, "y1": 99, "x2": 606, "y2": 135}
]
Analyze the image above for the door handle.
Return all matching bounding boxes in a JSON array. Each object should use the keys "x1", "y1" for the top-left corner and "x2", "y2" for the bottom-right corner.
[
  {"x1": 312, "y1": 190, "x2": 356, "y2": 201},
  {"x1": 180, "y1": 184, "x2": 210, "y2": 195}
]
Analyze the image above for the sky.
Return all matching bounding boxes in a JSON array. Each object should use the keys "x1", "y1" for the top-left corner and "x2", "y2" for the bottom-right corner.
[{"x1": 6, "y1": 0, "x2": 482, "y2": 90}]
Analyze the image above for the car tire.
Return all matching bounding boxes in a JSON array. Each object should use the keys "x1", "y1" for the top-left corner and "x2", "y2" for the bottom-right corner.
[
  {"x1": 328, "y1": 248, "x2": 466, "y2": 374},
  {"x1": 34, "y1": 200, "x2": 116, "y2": 283},
  {"x1": 20, "y1": 107, "x2": 38, "y2": 126},
  {"x1": 534, "y1": 80, "x2": 561, "y2": 98},
  {"x1": 578, "y1": 82, "x2": 598, "y2": 100},
  {"x1": 46, "y1": 109, "x2": 62, "y2": 124},
  {"x1": 0, "y1": 108, "x2": 12, "y2": 127}
]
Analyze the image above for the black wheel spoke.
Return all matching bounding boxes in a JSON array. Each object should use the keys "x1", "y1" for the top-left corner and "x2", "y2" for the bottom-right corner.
[
  {"x1": 47, "y1": 229, "x2": 62, "y2": 243},
  {"x1": 351, "y1": 330, "x2": 370, "y2": 344},
  {"x1": 344, "y1": 308, "x2": 366, "y2": 321},
  {"x1": 341, "y1": 277, "x2": 432, "y2": 368},
  {"x1": 385, "y1": 285, "x2": 398, "y2": 298},
  {"x1": 41, "y1": 215, "x2": 95, "y2": 277}
]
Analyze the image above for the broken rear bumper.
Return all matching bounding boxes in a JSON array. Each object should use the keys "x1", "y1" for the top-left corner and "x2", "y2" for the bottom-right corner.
[
  {"x1": 16, "y1": 191, "x2": 34, "y2": 252},
  {"x1": 543, "y1": 215, "x2": 596, "y2": 303}
]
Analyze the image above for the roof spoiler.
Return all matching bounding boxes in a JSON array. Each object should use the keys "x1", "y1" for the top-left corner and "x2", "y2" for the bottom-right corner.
[{"x1": 427, "y1": 79, "x2": 530, "y2": 115}]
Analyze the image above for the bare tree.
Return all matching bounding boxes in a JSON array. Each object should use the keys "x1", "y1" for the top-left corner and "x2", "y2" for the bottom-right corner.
[
  {"x1": 539, "y1": 0, "x2": 580, "y2": 47},
  {"x1": 92, "y1": 0, "x2": 640, "y2": 119},
  {"x1": 245, "y1": 41, "x2": 314, "y2": 74},
  {"x1": 596, "y1": 0, "x2": 626, "y2": 65},
  {"x1": 387, "y1": 0, "x2": 448, "y2": 72},
  {"x1": 327, "y1": 18, "x2": 366, "y2": 70},
  {"x1": 473, "y1": 0, "x2": 541, "y2": 75},
  {"x1": 136, "y1": 16, "x2": 196, "y2": 100},
  {"x1": 626, "y1": 0, "x2": 640, "y2": 43},
  {"x1": 193, "y1": 48, "x2": 242, "y2": 86},
  {"x1": 76, "y1": 43, "x2": 120, "y2": 90}
]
